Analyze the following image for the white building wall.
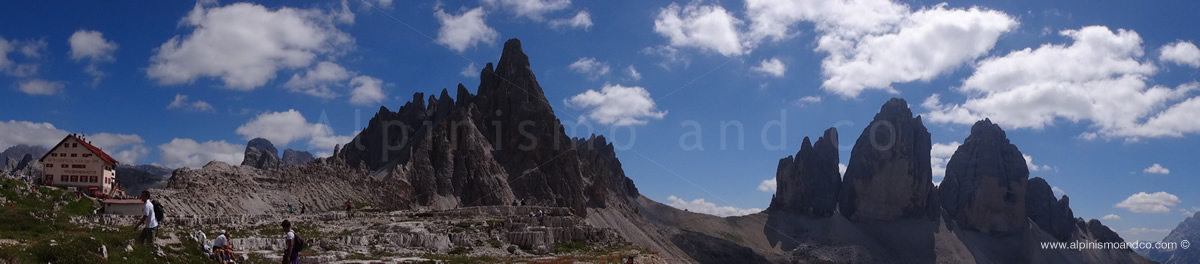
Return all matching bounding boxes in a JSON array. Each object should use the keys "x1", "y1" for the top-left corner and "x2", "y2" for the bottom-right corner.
[{"x1": 41, "y1": 137, "x2": 116, "y2": 195}]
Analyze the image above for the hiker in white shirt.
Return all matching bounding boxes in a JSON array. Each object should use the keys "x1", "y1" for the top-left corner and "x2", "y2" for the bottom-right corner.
[
  {"x1": 281, "y1": 220, "x2": 299, "y2": 264},
  {"x1": 132, "y1": 191, "x2": 158, "y2": 245}
]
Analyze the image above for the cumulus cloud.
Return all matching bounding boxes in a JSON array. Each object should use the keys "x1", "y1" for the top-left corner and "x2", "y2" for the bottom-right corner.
[
  {"x1": 484, "y1": 0, "x2": 571, "y2": 21},
  {"x1": 234, "y1": 109, "x2": 355, "y2": 152},
  {"x1": 1023, "y1": 154, "x2": 1053, "y2": 171},
  {"x1": 435, "y1": 6, "x2": 498, "y2": 53},
  {"x1": 349, "y1": 75, "x2": 386, "y2": 106},
  {"x1": 626, "y1": 65, "x2": 641, "y2": 81},
  {"x1": 1052, "y1": 186, "x2": 1066, "y2": 197},
  {"x1": 1160, "y1": 41, "x2": 1200, "y2": 68},
  {"x1": 548, "y1": 10, "x2": 592, "y2": 30},
  {"x1": 283, "y1": 61, "x2": 353, "y2": 99},
  {"x1": 757, "y1": 178, "x2": 776, "y2": 192},
  {"x1": 1115, "y1": 191, "x2": 1181, "y2": 213},
  {"x1": 460, "y1": 63, "x2": 479, "y2": 77},
  {"x1": 68, "y1": 29, "x2": 118, "y2": 85},
  {"x1": 1101, "y1": 214, "x2": 1121, "y2": 221},
  {"x1": 665, "y1": 195, "x2": 762, "y2": 217},
  {"x1": 924, "y1": 26, "x2": 1200, "y2": 141},
  {"x1": 751, "y1": 58, "x2": 785, "y2": 77},
  {"x1": 931, "y1": 141, "x2": 961, "y2": 179},
  {"x1": 17, "y1": 79, "x2": 64, "y2": 96},
  {"x1": 566, "y1": 84, "x2": 667, "y2": 126},
  {"x1": 157, "y1": 138, "x2": 244, "y2": 169},
  {"x1": 0, "y1": 121, "x2": 147, "y2": 163},
  {"x1": 653, "y1": 3, "x2": 744, "y2": 56},
  {"x1": 641, "y1": 45, "x2": 690, "y2": 70},
  {"x1": 568, "y1": 57, "x2": 610, "y2": 79},
  {"x1": 146, "y1": 2, "x2": 353, "y2": 90},
  {"x1": 839, "y1": 163, "x2": 847, "y2": 176},
  {"x1": 166, "y1": 94, "x2": 214, "y2": 112},
  {"x1": 0, "y1": 37, "x2": 46, "y2": 78},
  {"x1": 0, "y1": 120, "x2": 69, "y2": 150},
  {"x1": 88, "y1": 133, "x2": 150, "y2": 164},
  {"x1": 1144, "y1": 163, "x2": 1170, "y2": 174},
  {"x1": 651, "y1": 1, "x2": 1017, "y2": 97}
]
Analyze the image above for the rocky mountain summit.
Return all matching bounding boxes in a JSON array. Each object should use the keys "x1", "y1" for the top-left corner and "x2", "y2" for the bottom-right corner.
[
  {"x1": 281, "y1": 149, "x2": 314, "y2": 165},
  {"x1": 1140, "y1": 212, "x2": 1200, "y2": 263},
  {"x1": 1, "y1": 144, "x2": 46, "y2": 180},
  {"x1": 939, "y1": 119, "x2": 1029, "y2": 234},
  {"x1": 240, "y1": 138, "x2": 316, "y2": 169},
  {"x1": 115, "y1": 164, "x2": 173, "y2": 195},
  {"x1": 153, "y1": 39, "x2": 1150, "y2": 263},
  {"x1": 769, "y1": 128, "x2": 840, "y2": 217},
  {"x1": 839, "y1": 98, "x2": 936, "y2": 221}
]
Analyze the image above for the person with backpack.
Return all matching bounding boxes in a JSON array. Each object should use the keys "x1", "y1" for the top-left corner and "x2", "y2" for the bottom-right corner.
[
  {"x1": 281, "y1": 220, "x2": 304, "y2": 264},
  {"x1": 132, "y1": 191, "x2": 158, "y2": 245}
]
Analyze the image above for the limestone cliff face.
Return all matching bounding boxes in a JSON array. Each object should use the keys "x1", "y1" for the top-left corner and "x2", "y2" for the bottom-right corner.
[
  {"x1": 769, "y1": 127, "x2": 840, "y2": 217},
  {"x1": 839, "y1": 98, "x2": 935, "y2": 221},
  {"x1": 938, "y1": 119, "x2": 1029, "y2": 234},
  {"x1": 241, "y1": 138, "x2": 282, "y2": 169}
]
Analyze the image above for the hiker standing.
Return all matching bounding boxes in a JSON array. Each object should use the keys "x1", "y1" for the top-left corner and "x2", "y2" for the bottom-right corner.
[
  {"x1": 132, "y1": 191, "x2": 158, "y2": 245},
  {"x1": 300, "y1": 204, "x2": 307, "y2": 214},
  {"x1": 281, "y1": 220, "x2": 299, "y2": 264},
  {"x1": 345, "y1": 199, "x2": 353, "y2": 218},
  {"x1": 288, "y1": 204, "x2": 295, "y2": 214}
]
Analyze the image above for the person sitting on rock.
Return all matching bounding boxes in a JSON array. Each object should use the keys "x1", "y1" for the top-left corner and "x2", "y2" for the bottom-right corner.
[
  {"x1": 212, "y1": 230, "x2": 235, "y2": 262},
  {"x1": 288, "y1": 204, "x2": 295, "y2": 214}
]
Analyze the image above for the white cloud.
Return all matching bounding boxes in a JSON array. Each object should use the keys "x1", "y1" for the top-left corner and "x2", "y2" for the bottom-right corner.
[
  {"x1": 751, "y1": 58, "x2": 785, "y2": 77},
  {"x1": 1023, "y1": 154, "x2": 1053, "y2": 171},
  {"x1": 1160, "y1": 41, "x2": 1200, "y2": 68},
  {"x1": 283, "y1": 61, "x2": 353, "y2": 99},
  {"x1": 1125, "y1": 227, "x2": 1171, "y2": 235},
  {"x1": 566, "y1": 84, "x2": 667, "y2": 126},
  {"x1": 626, "y1": 65, "x2": 641, "y2": 81},
  {"x1": 641, "y1": 45, "x2": 690, "y2": 70},
  {"x1": 484, "y1": 0, "x2": 571, "y2": 21},
  {"x1": 653, "y1": 3, "x2": 744, "y2": 56},
  {"x1": 1115, "y1": 191, "x2": 1181, "y2": 213},
  {"x1": 1181, "y1": 207, "x2": 1200, "y2": 216},
  {"x1": 736, "y1": 1, "x2": 1020, "y2": 97},
  {"x1": 794, "y1": 96, "x2": 821, "y2": 106},
  {"x1": 434, "y1": 6, "x2": 498, "y2": 53},
  {"x1": 68, "y1": 29, "x2": 119, "y2": 86},
  {"x1": 923, "y1": 26, "x2": 1200, "y2": 141},
  {"x1": 0, "y1": 121, "x2": 148, "y2": 164},
  {"x1": 0, "y1": 120, "x2": 68, "y2": 150},
  {"x1": 568, "y1": 57, "x2": 610, "y2": 79},
  {"x1": 838, "y1": 163, "x2": 847, "y2": 176},
  {"x1": 157, "y1": 138, "x2": 244, "y2": 169},
  {"x1": 335, "y1": 0, "x2": 355, "y2": 24},
  {"x1": 17, "y1": 79, "x2": 64, "y2": 96},
  {"x1": 234, "y1": 109, "x2": 354, "y2": 152},
  {"x1": 757, "y1": 178, "x2": 776, "y2": 192},
  {"x1": 666, "y1": 195, "x2": 762, "y2": 217},
  {"x1": 166, "y1": 94, "x2": 214, "y2": 112},
  {"x1": 931, "y1": 141, "x2": 961, "y2": 179},
  {"x1": 88, "y1": 133, "x2": 149, "y2": 164},
  {"x1": 146, "y1": 2, "x2": 352, "y2": 90},
  {"x1": 1101, "y1": 214, "x2": 1121, "y2": 221},
  {"x1": 460, "y1": 63, "x2": 479, "y2": 77},
  {"x1": 548, "y1": 10, "x2": 592, "y2": 30},
  {"x1": 1144, "y1": 163, "x2": 1170, "y2": 174},
  {"x1": 349, "y1": 75, "x2": 386, "y2": 106},
  {"x1": 363, "y1": 0, "x2": 393, "y2": 9},
  {"x1": 1052, "y1": 186, "x2": 1066, "y2": 197},
  {"x1": 0, "y1": 37, "x2": 46, "y2": 78}
]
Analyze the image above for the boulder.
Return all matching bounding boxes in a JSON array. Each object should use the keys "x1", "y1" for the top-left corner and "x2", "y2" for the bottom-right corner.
[
  {"x1": 938, "y1": 119, "x2": 1029, "y2": 234},
  {"x1": 839, "y1": 98, "x2": 934, "y2": 221},
  {"x1": 769, "y1": 128, "x2": 840, "y2": 217}
]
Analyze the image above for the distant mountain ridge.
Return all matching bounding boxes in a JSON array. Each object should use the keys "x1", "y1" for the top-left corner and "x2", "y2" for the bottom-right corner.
[{"x1": 1139, "y1": 212, "x2": 1200, "y2": 263}]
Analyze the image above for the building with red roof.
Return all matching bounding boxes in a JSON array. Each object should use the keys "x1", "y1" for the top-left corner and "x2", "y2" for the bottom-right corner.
[{"x1": 38, "y1": 134, "x2": 119, "y2": 197}]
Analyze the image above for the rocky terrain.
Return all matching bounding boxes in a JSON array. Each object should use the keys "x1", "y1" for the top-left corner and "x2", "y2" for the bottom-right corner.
[
  {"x1": 1139, "y1": 212, "x2": 1200, "y2": 263},
  {"x1": 147, "y1": 39, "x2": 1153, "y2": 263},
  {"x1": 114, "y1": 164, "x2": 172, "y2": 195},
  {"x1": 1, "y1": 144, "x2": 46, "y2": 180}
]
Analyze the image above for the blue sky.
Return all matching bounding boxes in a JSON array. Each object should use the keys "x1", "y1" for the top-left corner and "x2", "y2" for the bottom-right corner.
[{"x1": 2, "y1": 0, "x2": 1199, "y2": 242}]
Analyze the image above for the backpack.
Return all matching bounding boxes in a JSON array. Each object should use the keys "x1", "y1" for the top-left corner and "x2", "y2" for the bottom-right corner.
[
  {"x1": 292, "y1": 232, "x2": 306, "y2": 254},
  {"x1": 152, "y1": 201, "x2": 166, "y2": 223}
]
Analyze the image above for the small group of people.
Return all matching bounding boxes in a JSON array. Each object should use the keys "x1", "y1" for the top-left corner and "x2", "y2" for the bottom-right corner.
[
  {"x1": 511, "y1": 199, "x2": 527, "y2": 206},
  {"x1": 286, "y1": 203, "x2": 308, "y2": 214},
  {"x1": 211, "y1": 230, "x2": 236, "y2": 262}
]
